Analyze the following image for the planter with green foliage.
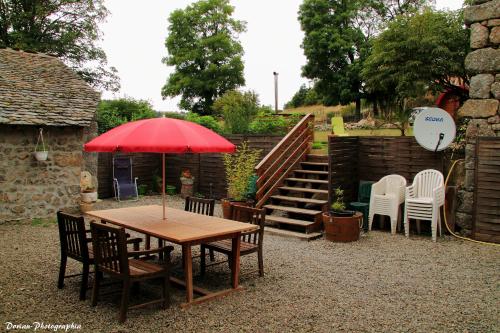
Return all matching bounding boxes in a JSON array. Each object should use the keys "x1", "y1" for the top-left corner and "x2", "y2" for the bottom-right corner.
[
  {"x1": 323, "y1": 188, "x2": 361, "y2": 242},
  {"x1": 222, "y1": 142, "x2": 261, "y2": 219}
]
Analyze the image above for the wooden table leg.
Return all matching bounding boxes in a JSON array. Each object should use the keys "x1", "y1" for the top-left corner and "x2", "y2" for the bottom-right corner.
[
  {"x1": 182, "y1": 244, "x2": 193, "y2": 303},
  {"x1": 230, "y1": 235, "x2": 241, "y2": 289}
]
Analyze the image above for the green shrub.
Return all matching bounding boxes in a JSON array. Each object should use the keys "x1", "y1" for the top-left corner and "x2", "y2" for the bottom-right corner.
[
  {"x1": 97, "y1": 98, "x2": 157, "y2": 134},
  {"x1": 161, "y1": 111, "x2": 187, "y2": 120},
  {"x1": 311, "y1": 142, "x2": 324, "y2": 149},
  {"x1": 213, "y1": 90, "x2": 259, "y2": 134},
  {"x1": 248, "y1": 110, "x2": 301, "y2": 135},
  {"x1": 186, "y1": 112, "x2": 223, "y2": 133},
  {"x1": 223, "y1": 142, "x2": 262, "y2": 201}
]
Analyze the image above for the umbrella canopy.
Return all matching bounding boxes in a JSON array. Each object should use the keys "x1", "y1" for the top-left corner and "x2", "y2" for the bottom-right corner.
[
  {"x1": 84, "y1": 117, "x2": 235, "y2": 153},
  {"x1": 84, "y1": 117, "x2": 235, "y2": 219}
]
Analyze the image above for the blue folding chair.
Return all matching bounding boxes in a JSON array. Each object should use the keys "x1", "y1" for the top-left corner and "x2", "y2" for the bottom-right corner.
[{"x1": 113, "y1": 157, "x2": 138, "y2": 201}]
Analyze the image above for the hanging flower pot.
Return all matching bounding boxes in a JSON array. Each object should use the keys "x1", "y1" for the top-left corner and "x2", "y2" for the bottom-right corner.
[
  {"x1": 34, "y1": 150, "x2": 48, "y2": 161},
  {"x1": 34, "y1": 128, "x2": 49, "y2": 161}
]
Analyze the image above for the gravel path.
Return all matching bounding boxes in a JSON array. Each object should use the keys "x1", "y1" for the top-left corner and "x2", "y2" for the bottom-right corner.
[{"x1": 0, "y1": 196, "x2": 499, "y2": 332}]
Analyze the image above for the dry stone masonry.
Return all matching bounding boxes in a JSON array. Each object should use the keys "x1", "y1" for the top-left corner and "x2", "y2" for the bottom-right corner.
[
  {"x1": 456, "y1": 0, "x2": 500, "y2": 234},
  {"x1": 0, "y1": 49, "x2": 99, "y2": 222},
  {"x1": 0, "y1": 126, "x2": 86, "y2": 221}
]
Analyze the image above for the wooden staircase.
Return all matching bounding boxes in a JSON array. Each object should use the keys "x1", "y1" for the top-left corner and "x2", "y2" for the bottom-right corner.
[{"x1": 255, "y1": 114, "x2": 327, "y2": 240}]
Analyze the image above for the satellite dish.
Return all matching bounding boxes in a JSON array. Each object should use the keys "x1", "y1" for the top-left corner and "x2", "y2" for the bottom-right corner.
[{"x1": 413, "y1": 107, "x2": 456, "y2": 152}]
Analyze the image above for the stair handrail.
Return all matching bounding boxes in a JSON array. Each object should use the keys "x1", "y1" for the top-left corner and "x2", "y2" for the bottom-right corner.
[{"x1": 255, "y1": 113, "x2": 314, "y2": 207}]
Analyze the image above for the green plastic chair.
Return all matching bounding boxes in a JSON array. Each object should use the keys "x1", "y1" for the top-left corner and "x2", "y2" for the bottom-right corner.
[
  {"x1": 331, "y1": 116, "x2": 348, "y2": 136},
  {"x1": 349, "y1": 181, "x2": 374, "y2": 231}
]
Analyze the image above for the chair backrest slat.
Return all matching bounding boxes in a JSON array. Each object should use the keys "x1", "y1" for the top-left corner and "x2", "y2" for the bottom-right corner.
[
  {"x1": 230, "y1": 205, "x2": 266, "y2": 245},
  {"x1": 57, "y1": 211, "x2": 89, "y2": 261},
  {"x1": 184, "y1": 196, "x2": 215, "y2": 216},
  {"x1": 414, "y1": 169, "x2": 443, "y2": 198},
  {"x1": 90, "y1": 221, "x2": 129, "y2": 276}
]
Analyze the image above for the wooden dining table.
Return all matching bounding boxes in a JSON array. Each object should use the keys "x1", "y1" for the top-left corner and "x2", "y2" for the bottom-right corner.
[{"x1": 85, "y1": 205, "x2": 258, "y2": 307}]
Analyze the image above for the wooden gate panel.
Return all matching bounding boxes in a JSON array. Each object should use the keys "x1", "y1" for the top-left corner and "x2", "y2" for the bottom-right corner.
[{"x1": 473, "y1": 137, "x2": 500, "y2": 243}]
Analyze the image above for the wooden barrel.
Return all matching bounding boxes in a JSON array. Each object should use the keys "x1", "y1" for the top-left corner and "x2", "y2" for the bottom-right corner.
[{"x1": 323, "y1": 212, "x2": 362, "y2": 242}]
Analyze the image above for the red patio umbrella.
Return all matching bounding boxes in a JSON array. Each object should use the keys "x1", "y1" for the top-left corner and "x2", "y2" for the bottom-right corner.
[{"x1": 84, "y1": 117, "x2": 235, "y2": 219}]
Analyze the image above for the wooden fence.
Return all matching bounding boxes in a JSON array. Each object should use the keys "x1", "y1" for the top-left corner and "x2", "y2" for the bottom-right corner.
[
  {"x1": 97, "y1": 135, "x2": 283, "y2": 199},
  {"x1": 473, "y1": 137, "x2": 500, "y2": 243},
  {"x1": 328, "y1": 136, "x2": 444, "y2": 205}
]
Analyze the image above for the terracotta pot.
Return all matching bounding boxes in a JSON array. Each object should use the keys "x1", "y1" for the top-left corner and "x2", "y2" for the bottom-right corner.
[
  {"x1": 322, "y1": 211, "x2": 362, "y2": 242},
  {"x1": 79, "y1": 202, "x2": 93, "y2": 213},
  {"x1": 221, "y1": 199, "x2": 249, "y2": 219}
]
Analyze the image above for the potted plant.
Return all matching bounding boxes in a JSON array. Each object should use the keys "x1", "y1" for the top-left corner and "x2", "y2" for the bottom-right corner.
[
  {"x1": 34, "y1": 128, "x2": 48, "y2": 161},
  {"x1": 221, "y1": 142, "x2": 261, "y2": 219},
  {"x1": 80, "y1": 171, "x2": 98, "y2": 203},
  {"x1": 166, "y1": 185, "x2": 176, "y2": 195},
  {"x1": 138, "y1": 184, "x2": 148, "y2": 196},
  {"x1": 322, "y1": 187, "x2": 362, "y2": 242}
]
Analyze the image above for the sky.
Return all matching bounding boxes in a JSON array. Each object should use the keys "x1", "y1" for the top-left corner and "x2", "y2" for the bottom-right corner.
[{"x1": 100, "y1": 0, "x2": 465, "y2": 112}]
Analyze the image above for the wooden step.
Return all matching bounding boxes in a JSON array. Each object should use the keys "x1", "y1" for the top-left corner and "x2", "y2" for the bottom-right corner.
[
  {"x1": 270, "y1": 195, "x2": 327, "y2": 205},
  {"x1": 306, "y1": 154, "x2": 329, "y2": 163},
  {"x1": 264, "y1": 227, "x2": 322, "y2": 241},
  {"x1": 265, "y1": 215, "x2": 314, "y2": 227},
  {"x1": 301, "y1": 161, "x2": 328, "y2": 167},
  {"x1": 293, "y1": 169, "x2": 329, "y2": 175},
  {"x1": 285, "y1": 177, "x2": 328, "y2": 185},
  {"x1": 264, "y1": 205, "x2": 322, "y2": 215},
  {"x1": 279, "y1": 186, "x2": 328, "y2": 194}
]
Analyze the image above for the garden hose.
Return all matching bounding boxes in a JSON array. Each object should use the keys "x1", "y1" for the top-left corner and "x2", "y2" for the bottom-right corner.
[{"x1": 443, "y1": 159, "x2": 500, "y2": 247}]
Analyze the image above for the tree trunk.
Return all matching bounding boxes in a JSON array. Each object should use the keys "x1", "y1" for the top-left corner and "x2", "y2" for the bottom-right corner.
[{"x1": 355, "y1": 98, "x2": 361, "y2": 121}]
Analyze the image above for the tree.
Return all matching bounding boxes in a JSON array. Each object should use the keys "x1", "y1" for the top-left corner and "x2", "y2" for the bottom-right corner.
[
  {"x1": 97, "y1": 98, "x2": 157, "y2": 134},
  {"x1": 0, "y1": 0, "x2": 119, "y2": 91},
  {"x1": 213, "y1": 90, "x2": 258, "y2": 134},
  {"x1": 284, "y1": 84, "x2": 321, "y2": 109},
  {"x1": 361, "y1": 9, "x2": 469, "y2": 112},
  {"x1": 162, "y1": 0, "x2": 246, "y2": 115},
  {"x1": 298, "y1": 0, "x2": 432, "y2": 118},
  {"x1": 299, "y1": 0, "x2": 368, "y2": 118}
]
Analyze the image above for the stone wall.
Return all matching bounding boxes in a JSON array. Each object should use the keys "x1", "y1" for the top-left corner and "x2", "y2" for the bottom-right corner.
[
  {"x1": 456, "y1": 0, "x2": 500, "y2": 234},
  {"x1": 0, "y1": 125, "x2": 87, "y2": 222},
  {"x1": 82, "y1": 115, "x2": 98, "y2": 185}
]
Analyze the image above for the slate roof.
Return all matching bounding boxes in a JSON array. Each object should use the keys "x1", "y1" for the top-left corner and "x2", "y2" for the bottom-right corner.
[{"x1": 0, "y1": 48, "x2": 100, "y2": 127}]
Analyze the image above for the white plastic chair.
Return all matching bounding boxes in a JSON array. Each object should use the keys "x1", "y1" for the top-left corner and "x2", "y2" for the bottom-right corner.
[
  {"x1": 368, "y1": 175, "x2": 406, "y2": 235},
  {"x1": 404, "y1": 169, "x2": 445, "y2": 242}
]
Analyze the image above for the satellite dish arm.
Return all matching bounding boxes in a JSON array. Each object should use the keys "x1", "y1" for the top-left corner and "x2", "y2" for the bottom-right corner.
[{"x1": 434, "y1": 133, "x2": 445, "y2": 153}]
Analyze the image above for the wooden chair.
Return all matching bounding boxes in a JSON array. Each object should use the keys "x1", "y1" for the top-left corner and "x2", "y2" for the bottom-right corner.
[
  {"x1": 158, "y1": 196, "x2": 216, "y2": 260},
  {"x1": 57, "y1": 211, "x2": 93, "y2": 300},
  {"x1": 185, "y1": 196, "x2": 215, "y2": 216},
  {"x1": 57, "y1": 212, "x2": 142, "y2": 301},
  {"x1": 185, "y1": 196, "x2": 216, "y2": 261},
  {"x1": 90, "y1": 221, "x2": 174, "y2": 323},
  {"x1": 200, "y1": 205, "x2": 266, "y2": 277}
]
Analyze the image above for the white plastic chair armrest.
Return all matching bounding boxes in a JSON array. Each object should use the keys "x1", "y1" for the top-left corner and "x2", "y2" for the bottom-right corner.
[
  {"x1": 406, "y1": 184, "x2": 416, "y2": 199},
  {"x1": 371, "y1": 180, "x2": 385, "y2": 195}
]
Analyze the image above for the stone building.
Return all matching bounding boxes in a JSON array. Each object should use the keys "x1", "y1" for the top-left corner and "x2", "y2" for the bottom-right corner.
[
  {"x1": 0, "y1": 48, "x2": 100, "y2": 222},
  {"x1": 456, "y1": 0, "x2": 500, "y2": 236}
]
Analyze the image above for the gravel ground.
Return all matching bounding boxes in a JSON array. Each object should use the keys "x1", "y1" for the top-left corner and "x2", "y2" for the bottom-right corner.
[{"x1": 0, "y1": 195, "x2": 499, "y2": 333}]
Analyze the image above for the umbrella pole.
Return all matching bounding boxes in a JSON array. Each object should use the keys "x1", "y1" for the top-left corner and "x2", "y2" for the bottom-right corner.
[{"x1": 162, "y1": 153, "x2": 166, "y2": 220}]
